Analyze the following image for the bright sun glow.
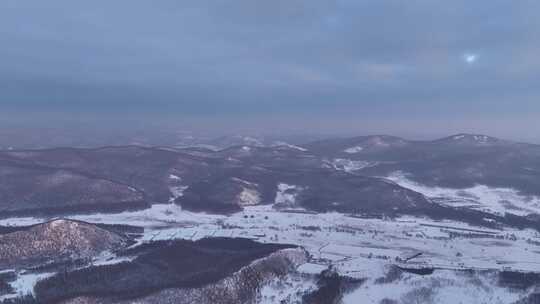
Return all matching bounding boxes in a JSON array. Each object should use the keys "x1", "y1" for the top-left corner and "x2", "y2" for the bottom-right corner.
[{"x1": 463, "y1": 53, "x2": 478, "y2": 64}]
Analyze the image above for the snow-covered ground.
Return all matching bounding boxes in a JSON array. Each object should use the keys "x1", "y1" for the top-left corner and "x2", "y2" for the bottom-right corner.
[
  {"x1": 91, "y1": 250, "x2": 135, "y2": 266},
  {"x1": 4, "y1": 202, "x2": 540, "y2": 274},
  {"x1": 3, "y1": 195, "x2": 540, "y2": 302},
  {"x1": 274, "y1": 183, "x2": 305, "y2": 209},
  {"x1": 343, "y1": 268, "x2": 528, "y2": 304},
  {"x1": 0, "y1": 271, "x2": 54, "y2": 301},
  {"x1": 168, "y1": 174, "x2": 188, "y2": 203},
  {"x1": 387, "y1": 172, "x2": 540, "y2": 216},
  {"x1": 324, "y1": 158, "x2": 378, "y2": 173},
  {"x1": 344, "y1": 146, "x2": 364, "y2": 153},
  {"x1": 257, "y1": 274, "x2": 317, "y2": 304},
  {"x1": 46, "y1": 203, "x2": 540, "y2": 276},
  {"x1": 271, "y1": 141, "x2": 308, "y2": 152}
]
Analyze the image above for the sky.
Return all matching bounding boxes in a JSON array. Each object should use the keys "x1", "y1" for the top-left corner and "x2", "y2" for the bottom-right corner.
[{"x1": 1, "y1": 0, "x2": 539, "y2": 141}]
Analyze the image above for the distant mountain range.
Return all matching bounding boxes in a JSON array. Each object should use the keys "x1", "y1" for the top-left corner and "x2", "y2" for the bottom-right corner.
[
  {"x1": 1, "y1": 133, "x2": 540, "y2": 230},
  {"x1": 305, "y1": 134, "x2": 540, "y2": 196},
  {"x1": 3, "y1": 133, "x2": 540, "y2": 303}
]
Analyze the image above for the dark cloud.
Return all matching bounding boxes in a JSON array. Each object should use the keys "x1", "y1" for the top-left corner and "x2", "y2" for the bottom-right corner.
[{"x1": 1, "y1": 0, "x2": 539, "y2": 139}]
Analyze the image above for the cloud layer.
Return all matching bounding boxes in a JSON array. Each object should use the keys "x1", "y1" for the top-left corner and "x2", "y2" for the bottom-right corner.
[{"x1": 1, "y1": 0, "x2": 539, "y2": 138}]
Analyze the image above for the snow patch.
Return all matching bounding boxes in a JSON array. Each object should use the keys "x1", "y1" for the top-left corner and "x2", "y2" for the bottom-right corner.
[
  {"x1": 49, "y1": 199, "x2": 540, "y2": 282},
  {"x1": 231, "y1": 177, "x2": 258, "y2": 187},
  {"x1": 387, "y1": 172, "x2": 540, "y2": 216},
  {"x1": 169, "y1": 185, "x2": 188, "y2": 203},
  {"x1": 168, "y1": 174, "x2": 188, "y2": 203},
  {"x1": 344, "y1": 146, "x2": 364, "y2": 153},
  {"x1": 238, "y1": 188, "x2": 261, "y2": 206},
  {"x1": 257, "y1": 274, "x2": 317, "y2": 304},
  {"x1": 272, "y1": 141, "x2": 308, "y2": 152},
  {"x1": 169, "y1": 174, "x2": 181, "y2": 181},
  {"x1": 0, "y1": 217, "x2": 43, "y2": 227},
  {"x1": 92, "y1": 250, "x2": 135, "y2": 266},
  {"x1": 0, "y1": 272, "x2": 54, "y2": 300},
  {"x1": 275, "y1": 183, "x2": 303, "y2": 207},
  {"x1": 241, "y1": 136, "x2": 263, "y2": 146},
  {"x1": 297, "y1": 263, "x2": 327, "y2": 275},
  {"x1": 327, "y1": 158, "x2": 378, "y2": 173},
  {"x1": 343, "y1": 268, "x2": 527, "y2": 304}
]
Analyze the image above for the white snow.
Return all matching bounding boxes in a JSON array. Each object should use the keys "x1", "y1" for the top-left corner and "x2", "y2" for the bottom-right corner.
[
  {"x1": 297, "y1": 263, "x2": 327, "y2": 275},
  {"x1": 257, "y1": 274, "x2": 317, "y2": 304},
  {"x1": 168, "y1": 174, "x2": 188, "y2": 203},
  {"x1": 3, "y1": 179, "x2": 540, "y2": 303},
  {"x1": 68, "y1": 203, "x2": 222, "y2": 228},
  {"x1": 387, "y1": 171, "x2": 540, "y2": 216},
  {"x1": 168, "y1": 185, "x2": 188, "y2": 203},
  {"x1": 5, "y1": 200, "x2": 540, "y2": 278},
  {"x1": 231, "y1": 177, "x2": 258, "y2": 187},
  {"x1": 326, "y1": 158, "x2": 377, "y2": 173},
  {"x1": 91, "y1": 250, "x2": 134, "y2": 266},
  {"x1": 274, "y1": 183, "x2": 302, "y2": 207},
  {"x1": 241, "y1": 136, "x2": 263, "y2": 146},
  {"x1": 0, "y1": 271, "x2": 54, "y2": 300},
  {"x1": 0, "y1": 216, "x2": 42, "y2": 226},
  {"x1": 272, "y1": 141, "x2": 308, "y2": 152},
  {"x1": 343, "y1": 268, "x2": 527, "y2": 304},
  {"x1": 451, "y1": 134, "x2": 492, "y2": 143},
  {"x1": 237, "y1": 188, "x2": 261, "y2": 206},
  {"x1": 169, "y1": 174, "x2": 181, "y2": 181},
  {"x1": 58, "y1": 203, "x2": 540, "y2": 276},
  {"x1": 344, "y1": 146, "x2": 364, "y2": 153}
]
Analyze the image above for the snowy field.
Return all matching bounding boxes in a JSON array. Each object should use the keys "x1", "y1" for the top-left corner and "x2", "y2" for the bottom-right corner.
[
  {"x1": 58, "y1": 203, "x2": 539, "y2": 303},
  {"x1": 3, "y1": 176, "x2": 540, "y2": 302},
  {"x1": 36, "y1": 203, "x2": 536, "y2": 274},
  {"x1": 3, "y1": 201, "x2": 540, "y2": 274},
  {"x1": 342, "y1": 268, "x2": 528, "y2": 304},
  {"x1": 387, "y1": 172, "x2": 540, "y2": 217}
]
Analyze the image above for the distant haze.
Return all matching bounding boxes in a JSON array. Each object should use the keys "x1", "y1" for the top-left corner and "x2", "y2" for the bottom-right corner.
[{"x1": 1, "y1": 1, "x2": 539, "y2": 142}]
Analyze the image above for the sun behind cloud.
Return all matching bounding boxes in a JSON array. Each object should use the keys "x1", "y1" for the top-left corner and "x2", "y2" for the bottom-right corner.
[{"x1": 463, "y1": 53, "x2": 479, "y2": 64}]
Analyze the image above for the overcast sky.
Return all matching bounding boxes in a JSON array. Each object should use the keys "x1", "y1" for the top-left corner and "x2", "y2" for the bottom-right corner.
[{"x1": 1, "y1": 0, "x2": 539, "y2": 140}]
